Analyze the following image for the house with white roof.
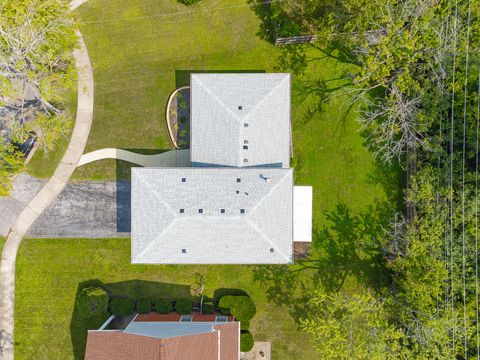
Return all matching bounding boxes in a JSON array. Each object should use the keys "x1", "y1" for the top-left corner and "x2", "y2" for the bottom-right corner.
[{"x1": 131, "y1": 73, "x2": 312, "y2": 264}]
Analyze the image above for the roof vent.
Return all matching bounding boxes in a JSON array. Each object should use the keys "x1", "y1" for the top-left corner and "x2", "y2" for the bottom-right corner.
[
  {"x1": 270, "y1": 248, "x2": 274, "y2": 253},
  {"x1": 240, "y1": 209, "x2": 245, "y2": 214},
  {"x1": 198, "y1": 209, "x2": 203, "y2": 214},
  {"x1": 237, "y1": 178, "x2": 241, "y2": 183},
  {"x1": 244, "y1": 158, "x2": 248, "y2": 163},
  {"x1": 244, "y1": 123, "x2": 249, "y2": 127},
  {"x1": 244, "y1": 140, "x2": 248, "y2": 144},
  {"x1": 260, "y1": 174, "x2": 271, "y2": 182},
  {"x1": 221, "y1": 209, "x2": 225, "y2": 213},
  {"x1": 243, "y1": 145, "x2": 248, "y2": 150},
  {"x1": 180, "y1": 209, "x2": 185, "y2": 213},
  {"x1": 182, "y1": 249, "x2": 187, "y2": 253},
  {"x1": 238, "y1": 106, "x2": 243, "y2": 110},
  {"x1": 181, "y1": 178, "x2": 186, "y2": 182}
]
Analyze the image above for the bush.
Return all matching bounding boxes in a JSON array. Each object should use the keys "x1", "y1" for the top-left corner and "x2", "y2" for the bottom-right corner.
[
  {"x1": 177, "y1": 0, "x2": 201, "y2": 5},
  {"x1": 155, "y1": 299, "x2": 172, "y2": 314},
  {"x1": 175, "y1": 299, "x2": 193, "y2": 315},
  {"x1": 218, "y1": 295, "x2": 235, "y2": 315},
  {"x1": 240, "y1": 319, "x2": 250, "y2": 331},
  {"x1": 136, "y1": 298, "x2": 151, "y2": 314},
  {"x1": 77, "y1": 287, "x2": 109, "y2": 318},
  {"x1": 109, "y1": 297, "x2": 135, "y2": 316},
  {"x1": 240, "y1": 332, "x2": 254, "y2": 352},
  {"x1": 219, "y1": 295, "x2": 256, "y2": 321},
  {"x1": 202, "y1": 302, "x2": 215, "y2": 314}
]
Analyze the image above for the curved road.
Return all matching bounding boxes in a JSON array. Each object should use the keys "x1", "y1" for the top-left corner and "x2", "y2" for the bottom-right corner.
[{"x1": 0, "y1": 4, "x2": 94, "y2": 358}]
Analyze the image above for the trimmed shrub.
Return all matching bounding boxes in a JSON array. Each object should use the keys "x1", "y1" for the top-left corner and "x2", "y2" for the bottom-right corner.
[
  {"x1": 136, "y1": 298, "x2": 151, "y2": 314},
  {"x1": 240, "y1": 319, "x2": 250, "y2": 331},
  {"x1": 240, "y1": 332, "x2": 254, "y2": 352},
  {"x1": 202, "y1": 302, "x2": 215, "y2": 314},
  {"x1": 175, "y1": 299, "x2": 193, "y2": 315},
  {"x1": 218, "y1": 295, "x2": 235, "y2": 315},
  {"x1": 177, "y1": 0, "x2": 201, "y2": 5},
  {"x1": 77, "y1": 287, "x2": 109, "y2": 318},
  {"x1": 219, "y1": 295, "x2": 256, "y2": 321},
  {"x1": 155, "y1": 299, "x2": 172, "y2": 314},
  {"x1": 109, "y1": 297, "x2": 135, "y2": 316},
  {"x1": 231, "y1": 296, "x2": 256, "y2": 321}
]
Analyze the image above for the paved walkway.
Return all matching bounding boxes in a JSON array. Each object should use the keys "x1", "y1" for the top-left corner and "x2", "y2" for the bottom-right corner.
[
  {"x1": 78, "y1": 148, "x2": 190, "y2": 167},
  {"x1": 0, "y1": 29, "x2": 94, "y2": 359},
  {"x1": 0, "y1": 175, "x2": 44, "y2": 237}
]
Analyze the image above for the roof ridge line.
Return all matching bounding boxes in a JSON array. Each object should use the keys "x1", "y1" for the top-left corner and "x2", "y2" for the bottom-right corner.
[
  {"x1": 241, "y1": 75, "x2": 290, "y2": 123},
  {"x1": 133, "y1": 220, "x2": 177, "y2": 262},
  {"x1": 245, "y1": 169, "x2": 292, "y2": 216},
  {"x1": 244, "y1": 218, "x2": 290, "y2": 261},
  {"x1": 194, "y1": 76, "x2": 242, "y2": 125}
]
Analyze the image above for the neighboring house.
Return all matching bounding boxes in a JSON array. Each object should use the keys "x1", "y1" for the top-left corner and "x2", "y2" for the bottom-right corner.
[
  {"x1": 131, "y1": 73, "x2": 312, "y2": 264},
  {"x1": 85, "y1": 313, "x2": 239, "y2": 360}
]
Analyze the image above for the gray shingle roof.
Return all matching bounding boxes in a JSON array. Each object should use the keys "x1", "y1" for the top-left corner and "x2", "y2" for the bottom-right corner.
[
  {"x1": 131, "y1": 167, "x2": 293, "y2": 264},
  {"x1": 190, "y1": 73, "x2": 291, "y2": 168}
]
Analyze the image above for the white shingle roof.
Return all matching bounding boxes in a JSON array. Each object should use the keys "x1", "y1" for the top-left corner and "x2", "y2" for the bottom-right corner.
[
  {"x1": 190, "y1": 73, "x2": 291, "y2": 168},
  {"x1": 131, "y1": 167, "x2": 293, "y2": 264}
]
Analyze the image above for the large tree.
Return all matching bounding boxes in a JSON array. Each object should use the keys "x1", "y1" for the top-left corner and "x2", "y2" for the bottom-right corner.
[{"x1": 0, "y1": 0, "x2": 76, "y2": 193}]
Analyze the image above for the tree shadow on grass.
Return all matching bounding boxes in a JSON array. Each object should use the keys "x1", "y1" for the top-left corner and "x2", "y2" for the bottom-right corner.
[
  {"x1": 70, "y1": 279, "x2": 195, "y2": 359},
  {"x1": 252, "y1": 201, "x2": 394, "y2": 324}
]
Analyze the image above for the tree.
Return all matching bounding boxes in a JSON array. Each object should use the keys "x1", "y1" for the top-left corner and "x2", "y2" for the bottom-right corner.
[
  {"x1": 0, "y1": 0, "x2": 77, "y2": 192},
  {"x1": 76, "y1": 287, "x2": 109, "y2": 318},
  {"x1": 0, "y1": 143, "x2": 24, "y2": 195},
  {"x1": 218, "y1": 295, "x2": 256, "y2": 322},
  {"x1": 300, "y1": 289, "x2": 404, "y2": 359}
]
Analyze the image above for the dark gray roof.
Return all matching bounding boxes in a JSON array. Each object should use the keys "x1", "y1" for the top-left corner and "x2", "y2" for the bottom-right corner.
[
  {"x1": 190, "y1": 73, "x2": 291, "y2": 168},
  {"x1": 131, "y1": 167, "x2": 293, "y2": 264}
]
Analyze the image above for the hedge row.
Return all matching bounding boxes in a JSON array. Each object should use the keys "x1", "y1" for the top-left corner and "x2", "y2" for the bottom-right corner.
[{"x1": 218, "y1": 295, "x2": 256, "y2": 321}]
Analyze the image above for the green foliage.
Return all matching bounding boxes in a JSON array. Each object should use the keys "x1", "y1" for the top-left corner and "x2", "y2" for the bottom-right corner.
[
  {"x1": 0, "y1": 144, "x2": 24, "y2": 196},
  {"x1": 240, "y1": 332, "x2": 254, "y2": 352},
  {"x1": 136, "y1": 298, "x2": 151, "y2": 314},
  {"x1": 155, "y1": 299, "x2": 172, "y2": 314},
  {"x1": 175, "y1": 299, "x2": 192, "y2": 315},
  {"x1": 219, "y1": 295, "x2": 256, "y2": 321},
  {"x1": 76, "y1": 287, "x2": 109, "y2": 318},
  {"x1": 177, "y1": 0, "x2": 201, "y2": 5},
  {"x1": 109, "y1": 297, "x2": 135, "y2": 316},
  {"x1": 240, "y1": 319, "x2": 250, "y2": 331},
  {"x1": 301, "y1": 289, "x2": 405, "y2": 359},
  {"x1": 202, "y1": 302, "x2": 215, "y2": 314}
]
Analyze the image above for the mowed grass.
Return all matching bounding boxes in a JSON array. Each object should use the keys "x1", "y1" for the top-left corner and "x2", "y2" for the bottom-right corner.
[
  {"x1": 15, "y1": 238, "x2": 316, "y2": 360},
  {"x1": 14, "y1": 0, "x2": 401, "y2": 359},
  {"x1": 26, "y1": 71, "x2": 77, "y2": 179}
]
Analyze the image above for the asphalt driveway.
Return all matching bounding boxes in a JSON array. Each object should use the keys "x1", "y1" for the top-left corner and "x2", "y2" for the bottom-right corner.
[{"x1": 27, "y1": 180, "x2": 131, "y2": 238}]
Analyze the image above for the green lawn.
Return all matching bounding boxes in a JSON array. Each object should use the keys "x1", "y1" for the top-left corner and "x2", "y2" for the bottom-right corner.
[
  {"x1": 14, "y1": 0, "x2": 402, "y2": 359},
  {"x1": 26, "y1": 74, "x2": 77, "y2": 179},
  {"x1": 15, "y1": 238, "x2": 316, "y2": 360}
]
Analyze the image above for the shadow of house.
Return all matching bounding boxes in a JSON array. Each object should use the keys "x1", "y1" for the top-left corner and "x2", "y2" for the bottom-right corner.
[
  {"x1": 70, "y1": 279, "x2": 195, "y2": 360},
  {"x1": 175, "y1": 69, "x2": 266, "y2": 89}
]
